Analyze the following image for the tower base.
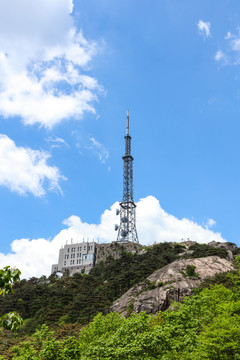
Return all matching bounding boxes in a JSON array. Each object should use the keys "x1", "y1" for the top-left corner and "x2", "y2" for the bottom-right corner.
[{"x1": 116, "y1": 201, "x2": 139, "y2": 243}]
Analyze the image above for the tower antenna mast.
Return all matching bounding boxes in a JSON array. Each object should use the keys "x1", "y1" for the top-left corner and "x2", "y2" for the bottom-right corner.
[{"x1": 116, "y1": 110, "x2": 139, "y2": 243}]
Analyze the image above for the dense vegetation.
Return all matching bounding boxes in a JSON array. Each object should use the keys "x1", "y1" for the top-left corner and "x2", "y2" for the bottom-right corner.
[
  {"x1": 0, "y1": 243, "x2": 184, "y2": 331},
  {"x1": 0, "y1": 242, "x2": 230, "y2": 331},
  {"x1": 2, "y1": 260, "x2": 240, "y2": 359},
  {"x1": 0, "y1": 242, "x2": 239, "y2": 359},
  {"x1": 187, "y1": 243, "x2": 229, "y2": 259}
]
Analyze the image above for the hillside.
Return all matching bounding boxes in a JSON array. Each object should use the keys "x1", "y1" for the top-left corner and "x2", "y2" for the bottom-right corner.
[
  {"x1": 0, "y1": 242, "x2": 184, "y2": 329},
  {"x1": 110, "y1": 256, "x2": 234, "y2": 316},
  {"x1": 6, "y1": 279, "x2": 240, "y2": 359},
  {"x1": 0, "y1": 241, "x2": 240, "y2": 359}
]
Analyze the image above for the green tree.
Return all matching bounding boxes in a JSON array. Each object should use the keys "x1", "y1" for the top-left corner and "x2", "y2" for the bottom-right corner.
[
  {"x1": 190, "y1": 316, "x2": 240, "y2": 359},
  {"x1": 0, "y1": 266, "x2": 23, "y2": 331}
]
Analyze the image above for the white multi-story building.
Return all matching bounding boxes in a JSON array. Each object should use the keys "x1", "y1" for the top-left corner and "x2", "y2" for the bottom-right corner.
[{"x1": 51, "y1": 241, "x2": 97, "y2": 275}]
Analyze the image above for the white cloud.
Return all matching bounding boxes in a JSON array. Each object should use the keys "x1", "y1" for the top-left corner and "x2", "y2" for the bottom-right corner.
[
  {"x1": 88, "y1": 137, "x2": 110, "y2": 163},
  {"x1": 0, "y1": 0, "x2": 102, "y2": 128},
  {"x1": 0, "y1": 134, "x2": 65, "y2": 196},
  {"x1": 74, "y1": 132, "x2": 110, "y2": 164},
  {"x1": 136, "y1": 196, "x2": 223, "y2": 245},
  {"x1": 231, "y1": 33, "x2": 240, "y2": 52},
  {"x1": 45, "y1": 136, "x2": 69, "y2": 150},
  {"x1": 216, "y1": 28, "x2": 240, "y2": 65},
  {"x1": 0, "y1": 196, "x2": 226, "y2": 279},
  {"x1": 197, "y1": 20, "x2": 211, "y2": 38},
  {"x1": 225, "y1": 31, "x2": 233, "y2": 40},
  {"x1": 205, "y1": 218, "x2": 216, "y2": 229},
  {"x1": 215, "y1": 50, "x2": 225, "y2": 61}
]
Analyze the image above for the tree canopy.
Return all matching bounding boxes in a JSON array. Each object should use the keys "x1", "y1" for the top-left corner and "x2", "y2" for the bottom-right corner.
[
  {"x1": 1, "y1": 247, "x2": 240, "y2": 359},
  {"x1": 0, "y1": 266, "x2": 23, "y2": 332}
]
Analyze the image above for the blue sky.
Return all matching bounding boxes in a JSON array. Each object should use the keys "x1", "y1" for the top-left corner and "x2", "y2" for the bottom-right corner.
[{"x1": 0, "y1": 0, "x2": 240, "y2": 277}]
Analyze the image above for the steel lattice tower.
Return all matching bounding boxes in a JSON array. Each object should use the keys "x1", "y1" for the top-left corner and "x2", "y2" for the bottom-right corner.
[{"x1": 116, "y1": 110, "x2": 139, "y2": 243}]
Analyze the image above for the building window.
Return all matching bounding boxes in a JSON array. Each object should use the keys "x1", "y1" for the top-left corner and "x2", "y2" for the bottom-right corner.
[
  {"x1": 70, "y1": 260, "x2": 73, "y2": 265},
  {"x1": 90, "y1": 246, "x2": 93, "y2": 250},
  {"x1": 85, "y1": 255, "x2": 87, "y2": 260},
  {"x1": 80, "y1": 247, "x2": 82, "y2": 251},
  {"x1": 64, "y1": 261, "x2": 66, "y2": 266},
  {"x1": 73, "y1": 260, "x2": 75, "y2": 265},
  {"x1": 67, "y1": 248, "x2": 70, "y2": 253},
  {"x1": 84, "y1": 246, "x2": 86, "y2": 251}
]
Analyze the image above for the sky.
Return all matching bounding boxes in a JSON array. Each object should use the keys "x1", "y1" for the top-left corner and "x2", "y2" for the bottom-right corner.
[{"x1": 0, "y1": 0, "x2": 240, "y2": 278}]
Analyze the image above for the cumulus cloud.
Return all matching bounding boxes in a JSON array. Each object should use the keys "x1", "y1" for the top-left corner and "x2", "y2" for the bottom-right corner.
[
  {"x1": 197, "y1": 20, "x2": 211, "y2": 38},
  {"x1": 0, "y1": 196, "x2": 225, "y2": 279},
  {"x1": 136, "y1": 196, "x2": 224, "y2": 245},
  {"x1": 0, "y1": 134, "x2": 65, "y2": 196},
  {"x1": 0, "y1": 0, "x2": 102, "y2": 128}
]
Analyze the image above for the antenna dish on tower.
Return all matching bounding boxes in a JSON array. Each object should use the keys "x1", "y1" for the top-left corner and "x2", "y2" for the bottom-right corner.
[{"x1": 121, "y1": 230, "x2": 128, "y2": 237}]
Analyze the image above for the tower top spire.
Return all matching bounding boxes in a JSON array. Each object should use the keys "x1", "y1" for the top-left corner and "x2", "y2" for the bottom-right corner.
[
  {"x1": 116, "y1": 110, "x2": 138, "y2": 243},
  {"x1": 126, "y1": 109, "x2": 130, "y2": 136}
]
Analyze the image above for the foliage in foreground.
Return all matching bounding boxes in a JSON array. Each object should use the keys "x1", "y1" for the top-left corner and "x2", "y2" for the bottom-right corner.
[
  {"x1": 4, "y1": 279, "x2": 240, "y2": 359},
  {"x1": 0, "y1": 246, "x2": 239, "y2": 359},
  {"x1": 0, "y1": 267, "x2": 23, "y2": 332}
]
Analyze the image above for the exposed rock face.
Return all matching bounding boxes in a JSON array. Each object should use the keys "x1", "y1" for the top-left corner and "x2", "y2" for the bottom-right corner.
[
  {"x1": 177, "y1": 240, "x2": 236, "y2": 261},
  {"x1": 95, "y1": 240, "x2": 237, "y2": 265},
  {"x1": 110, "y1": 256, "x2": 234, "y2": 317},
  {"x1": 95, "y1": 242, "x2": 144, "y2": 264},
  {"x1": 208, "y1": 241, "x2": 236, "y2": 261}
]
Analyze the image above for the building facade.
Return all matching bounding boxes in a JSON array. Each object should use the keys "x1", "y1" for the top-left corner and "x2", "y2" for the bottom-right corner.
[{"x1": 51, "y1": 241, "x2": 97, "y2": 275}]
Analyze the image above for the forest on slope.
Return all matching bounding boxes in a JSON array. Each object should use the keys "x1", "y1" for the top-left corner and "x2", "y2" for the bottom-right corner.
[{"x1": 0, "y1": 242, "x2": 239, "y2": 359}]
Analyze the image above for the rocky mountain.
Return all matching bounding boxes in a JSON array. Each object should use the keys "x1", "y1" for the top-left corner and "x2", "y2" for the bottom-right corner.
[
  {"x1": 95, "y1": 241, "x2": 144, "y2": 264},
  {"x1": 95, "y1": 239, "x2": 237, "y2": 264},
  {"x1": 110, "y1": 255, "x2": 234, "y2": 316},
  {"x1": 0, "y1": 240, "x2": 240, "y2": 358}
]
